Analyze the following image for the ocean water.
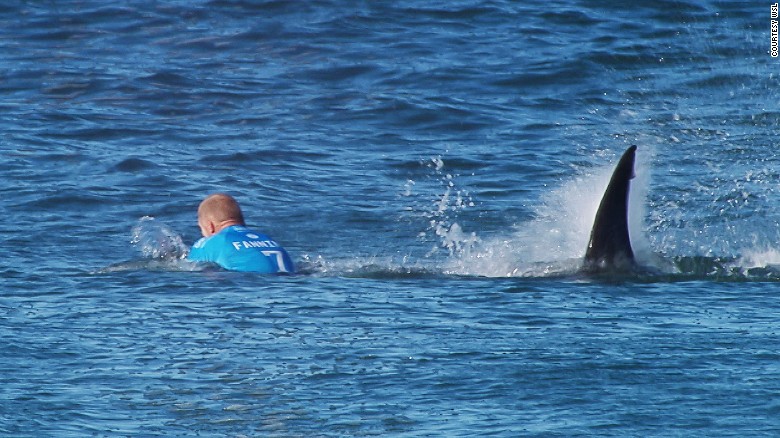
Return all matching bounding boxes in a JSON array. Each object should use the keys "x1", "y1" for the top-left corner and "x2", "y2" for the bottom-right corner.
[{"x1": 3, "y1": 0, "x2": 780, "y2": 436}]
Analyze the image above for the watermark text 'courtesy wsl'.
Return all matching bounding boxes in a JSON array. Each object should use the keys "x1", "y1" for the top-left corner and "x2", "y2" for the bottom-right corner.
[{"x1": 772, "y1": 3, "x2": 779, "y2": 57}]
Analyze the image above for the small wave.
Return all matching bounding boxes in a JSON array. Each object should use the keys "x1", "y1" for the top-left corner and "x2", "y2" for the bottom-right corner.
[
  {"x1": 95, "y1": 258, "x2": 204, "y2": 274},
  {"x1": 296, "y1": 254, "x2": 439, "y2": 279},
  {"x1": 660, "y1": 255, "x2": 780, "y2": 282},
  {"x1": 141, "y1": 71, "x2": 196, "y2": 88},
  {"x1": 109, "y1": 157, "x2": 157, "y2": 173}
]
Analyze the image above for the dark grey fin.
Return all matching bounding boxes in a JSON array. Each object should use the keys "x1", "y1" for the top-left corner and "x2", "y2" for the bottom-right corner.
[{"x1": 583, "y1": 145, "x2": 637, "y2": 271}]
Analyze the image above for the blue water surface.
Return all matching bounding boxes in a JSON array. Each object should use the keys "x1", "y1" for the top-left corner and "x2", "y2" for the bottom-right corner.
[{"x1": 3, "y1": 0, "x2": 780, "y2": 436}]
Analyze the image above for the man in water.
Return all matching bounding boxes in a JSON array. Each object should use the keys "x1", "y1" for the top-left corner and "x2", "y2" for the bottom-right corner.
[{"x1": 187, "y1": 193, "x2": 295, "y2": 274}]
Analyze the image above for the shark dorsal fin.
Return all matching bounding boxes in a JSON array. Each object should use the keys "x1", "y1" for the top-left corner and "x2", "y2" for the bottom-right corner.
[{"x1": 584, "y1": 145, "x2": 637, "y2": 271}]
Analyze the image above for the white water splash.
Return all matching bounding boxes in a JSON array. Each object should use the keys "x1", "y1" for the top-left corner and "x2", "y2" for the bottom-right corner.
[
  {"x1": 130, "y1": 216, "x2": 189, "y2": 260},
  {"x1": 738, "y1": 247, "x2": 780, "y2": 270},
  {"x1": 443, "y1": 147, "x2": 656, "y2": 277},
  {"x1": 94, "y1": 217, "x2": 198, "y2": 273},
  {"x1": 404, "y1": 156, "x2": 477, "y2": 258},
  {"x1": 735, "y1": 229, "x2": 780, "y2": 273},
  {"x1": 315, "y1": 149, "x2": 666, "y2": 279}
]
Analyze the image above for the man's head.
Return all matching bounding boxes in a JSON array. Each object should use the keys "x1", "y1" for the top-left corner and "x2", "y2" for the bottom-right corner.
[{"x1": 197, "y1": 193, "x2": 246, "y2": 237}]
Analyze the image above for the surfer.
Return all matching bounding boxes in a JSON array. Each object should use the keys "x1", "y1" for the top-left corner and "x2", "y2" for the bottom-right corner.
[{"x1": 187, "y1": 193, "x2": 295, "y2": 274}]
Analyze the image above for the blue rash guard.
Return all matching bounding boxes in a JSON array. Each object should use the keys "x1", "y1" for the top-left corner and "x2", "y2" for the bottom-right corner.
[{"x1": 188, "y1": 225, "x2": 295, "y2": 274}]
